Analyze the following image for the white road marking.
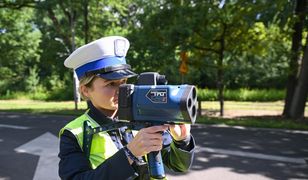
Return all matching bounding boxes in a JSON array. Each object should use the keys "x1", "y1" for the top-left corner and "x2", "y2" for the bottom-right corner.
[
  {"x1": 197, "y1": 146, "x2": 307, "y2": 164},
  {"x1": 203, "y1": 124, "x2": 308, "y2": 135},
  {"x1": 15, "y1": 132, "x2": 59, "y2": 180},
  {"x1": 0, "y1": 124, "x2": 30, "y2": 130}
]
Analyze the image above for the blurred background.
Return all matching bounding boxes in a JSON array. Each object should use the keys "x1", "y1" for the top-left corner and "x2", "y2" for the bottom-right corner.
[
  {"x1": 1, "y1": 1, "x2": 308, "y2": 179},
  {"x1": 0, "y1": 0, "x2": 307, "y2": 122}
]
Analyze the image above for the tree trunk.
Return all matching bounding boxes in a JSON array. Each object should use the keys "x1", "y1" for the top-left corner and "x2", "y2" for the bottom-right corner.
[
  {"x1": 217, "y1": 59, "x2": 224, "y2": 117},
  {"x1": 289, "y1": 34, "x2": 308, "y2": 120},
  {"x1": 283, "y1": 0, "x2": 307, "y2": 117},
  {"x1": 83, "y1": 0, "x2": 89, "y2": 44},
  {"x1": 218, "y1": 24, "x2": 226, "y2": 117}
]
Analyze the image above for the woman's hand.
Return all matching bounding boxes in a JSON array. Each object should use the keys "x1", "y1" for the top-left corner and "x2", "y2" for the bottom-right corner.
[
  {"x1": 127, "y1": 125, "x2": 168, "y2": 157},
  {"x1": 168, "y1": 124, "x2": 191, "y2": 141}
]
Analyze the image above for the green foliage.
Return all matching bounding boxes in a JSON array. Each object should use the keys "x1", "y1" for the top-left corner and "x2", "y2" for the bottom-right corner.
[
  {"x1": 197, "y1": 88, "x2": 286, "y2": 101},
  {"x1": 197, "y1": 88, "x2": 217, "y2": 101},
  {"x1": 0, "y1": 0, "x2": 300, "y2": 101},
  {"x1": 0, "y1": 67, "x2": 15, "y2": 94},
  {"x1": 87, "y1": 0, "x2": 135, "y2": 39},
  {"x1": 225, "y1": 89, "x2": 286, "y2": 101},
  {"x1": 0, "y1": 87, "x2": 72, "y2": 101},
  {"x1": 0, "y1": 8, "x2": 41, "y2": 94},
  {"x1": 25, "y1": 66, "x2": 40, "y2": 93},
  {"x1": 224, "y1": 21, "x2": 290, "y2": 88},
  {"x1": 0, "y1": 91, "x2": 48, "y2": 100},
  {"x1": 47, "y1": 87, "x2": 74, "y2": 101},
  {"x1": 45, "y1": 72, "x2": 74, "y2": 101},
  {"x1": 127, "y1": 0, "x2": 292, "y2": 89},
  {"x1": 0, "y1": 72, "x2": 73, "y2": 101}
]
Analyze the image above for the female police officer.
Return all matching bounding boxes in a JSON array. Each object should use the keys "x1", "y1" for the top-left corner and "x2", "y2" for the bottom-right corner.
[{"x1": 58, "y1": 36, "x2": 195, "y2": 179}]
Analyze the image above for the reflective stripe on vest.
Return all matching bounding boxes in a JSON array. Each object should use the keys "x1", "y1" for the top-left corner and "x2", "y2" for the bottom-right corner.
[{"x1": 59, "y1": 112, "x2": 118, "y2": 169}]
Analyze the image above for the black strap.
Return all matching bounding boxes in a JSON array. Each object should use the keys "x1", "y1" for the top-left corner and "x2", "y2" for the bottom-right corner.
[
  {"x1": 82, "y1": 121, "x2": 131, "y2": 158},
  {"x1": 83, "y1": 120, "x2": 94, "y2": 159},
  {"x1": 82, "y1": 121, "x2": 150, "y2": 160},
  {"x1": 85, "y1": 64, "x2": 131, "y2": 76}
]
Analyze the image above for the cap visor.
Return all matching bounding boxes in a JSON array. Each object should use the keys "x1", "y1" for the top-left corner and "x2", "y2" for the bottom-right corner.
[{"x1": 98, "y1": 69, "x2": 137, "y2": 80}]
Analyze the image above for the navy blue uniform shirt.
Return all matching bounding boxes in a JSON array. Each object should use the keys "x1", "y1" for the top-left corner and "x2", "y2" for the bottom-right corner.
[{"x1": 58, "y1": 102, "x2": 195, "y2": 180}]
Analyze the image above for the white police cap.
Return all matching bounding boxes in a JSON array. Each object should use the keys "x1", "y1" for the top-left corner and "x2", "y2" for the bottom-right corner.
[{"x1": 64, "y1": 36, "x2": 137, "y2": 80}]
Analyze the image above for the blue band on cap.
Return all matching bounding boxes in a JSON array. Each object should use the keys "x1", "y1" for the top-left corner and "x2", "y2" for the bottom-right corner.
[{"x1": 75, "y1": 57, "x2": 127, "y2": 79}]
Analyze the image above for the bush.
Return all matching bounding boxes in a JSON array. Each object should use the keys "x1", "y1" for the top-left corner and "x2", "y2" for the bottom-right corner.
[
  {"x1": 0, "y1": 88, "x2": 73, "y2": 101},
  {"x1": 0, "y1": 91, "x2": 48, "y2": 100},
  {"x1": 197, "y1": 88, "x2": 286, "y2": 101},
  {"x1": 45, "y1": 73, "x2": 74, "y2": 101},
  {"x1": 46, "y1": 86, "x2": 74, "y2": 101},
  {"x1": 1, "y1": 88, "x2": 287, "y2": 102},
  {"x1": 197, "y1": 88, "x2": 217, "y2": 101},
  {"x1": 25, "y1": 66, "x2": 40, "y2": 93}
]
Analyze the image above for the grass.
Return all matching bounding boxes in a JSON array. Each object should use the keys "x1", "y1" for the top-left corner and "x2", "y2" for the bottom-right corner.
[
  {"x1": 0, "y1": 100, "x2": 307, "y2": 130},
  {"x1": 201, "y1": 101, "x2": 308, "y2": 112},
  {"x1": 197, "y1": 116, "x2": 308, "y2": 131},
  {"x1": 0, "y1": 100, "x2": 87, "y2": 116},
  {"x1": 198, "y1": 101, "x2": 308, "y2": 130}
]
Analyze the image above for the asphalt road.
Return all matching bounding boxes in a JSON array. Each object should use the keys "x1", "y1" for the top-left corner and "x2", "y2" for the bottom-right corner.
[{"x1": 0, "y1": 112, "x2": 307, "y2": 180}]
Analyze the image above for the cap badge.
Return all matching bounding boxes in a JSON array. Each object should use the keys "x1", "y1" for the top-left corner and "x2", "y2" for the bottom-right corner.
[{"x1": 114, "y1": 39, "x2": 126, "y2": 57}]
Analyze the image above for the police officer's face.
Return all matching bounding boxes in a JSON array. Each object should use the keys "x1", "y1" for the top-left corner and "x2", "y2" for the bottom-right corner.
[{"x1": 83, "y1": 77, "x2": 127, "y2": 112}]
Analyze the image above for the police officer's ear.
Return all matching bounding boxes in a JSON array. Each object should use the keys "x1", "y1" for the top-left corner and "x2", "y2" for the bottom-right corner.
[{"x1": 80, "y1": 85, "x2": 91, "y2": 100}]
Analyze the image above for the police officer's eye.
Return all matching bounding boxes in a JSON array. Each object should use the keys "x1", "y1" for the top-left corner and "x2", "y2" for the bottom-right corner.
[
  {"x1": 107, "y1": 81, "x2": 119, "y2": 87},
  {"x1": 106, "y1": 82, "x2": 115, "y2": 87},
  {"x1": 106, "y1": 80, "x2": 126, "y2": 87}
]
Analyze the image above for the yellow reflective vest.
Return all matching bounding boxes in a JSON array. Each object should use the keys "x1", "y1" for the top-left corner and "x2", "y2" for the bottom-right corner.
[
  {"x1": 59, "y1": 112, "x2": 174, "y2": 180},
  {"x1": 59, "y1": 112, "x2": 118, "y2": 169}
]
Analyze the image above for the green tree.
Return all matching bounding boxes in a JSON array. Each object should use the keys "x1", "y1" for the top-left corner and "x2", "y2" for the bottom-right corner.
[
  {"x1": 25, "y1": 65, "x2": 40, "y2": 93},
  {"x1": 225, "y1": 22, "x2": 290, "y2": 88},
  {"x1": 128, "y1": 0, "x2": 291, "y2": 116},
  {"x1": 0, "y1": 7, "x2": 41, "y2": 94}
]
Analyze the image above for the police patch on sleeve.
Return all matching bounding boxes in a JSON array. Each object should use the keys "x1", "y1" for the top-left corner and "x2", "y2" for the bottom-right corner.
[{"x1": 114, "y1": 39, "x2": 126, "y2": 57}]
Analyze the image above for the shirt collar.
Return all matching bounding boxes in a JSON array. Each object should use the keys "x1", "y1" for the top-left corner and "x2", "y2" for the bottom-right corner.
[{"x1": 87, "y1": 101, "x2": 115, "y2": 125}]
